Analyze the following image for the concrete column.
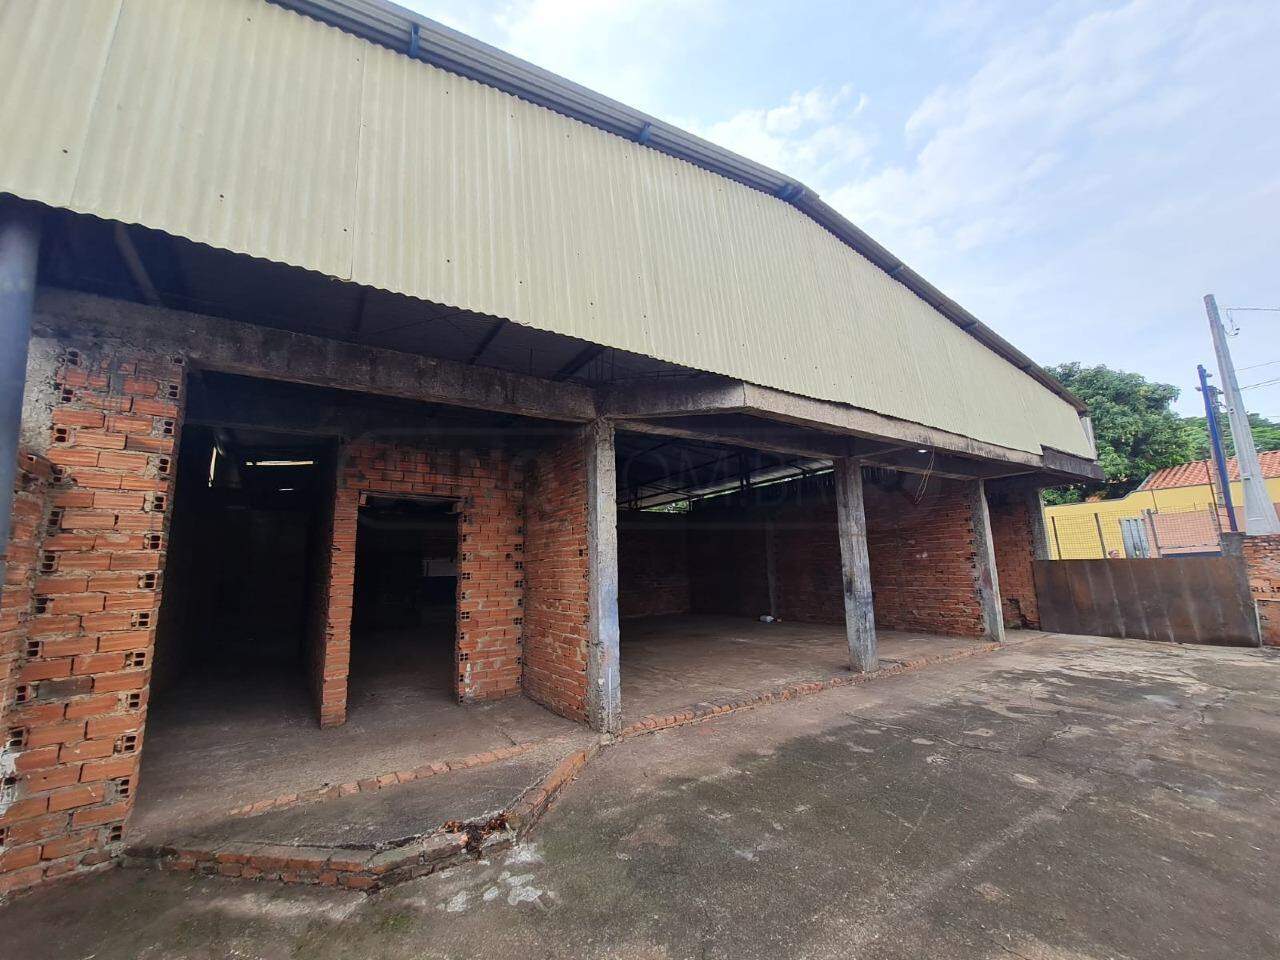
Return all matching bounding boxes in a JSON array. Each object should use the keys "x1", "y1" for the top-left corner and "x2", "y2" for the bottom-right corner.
[
  {"x1": 0, "y1": 200, "x2": 41, "y2": 578},
  {"x1": 1024, "y1": 484, "x2": 1051, "y2": 561},
  {"x1": 970, "y1": 479, "x2": 1006, "y2": 642},
  {"x1": 833, "y1": 458, "x2": 877, "y2": 672},
  {"x1": 585, "y1": 419, "x2": 621, "y2": 734}
]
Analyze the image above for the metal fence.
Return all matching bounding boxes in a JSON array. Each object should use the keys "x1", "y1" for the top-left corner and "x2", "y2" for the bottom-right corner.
[{"x1": 1046, "y1": 504, "x2": 1224, "y2": 560}]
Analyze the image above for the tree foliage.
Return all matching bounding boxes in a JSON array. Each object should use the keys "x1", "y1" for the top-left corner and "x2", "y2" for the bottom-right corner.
[
  {"x1": 1183, "y1": 412, "x2": 1280, "y2": 461},
  {"x1": 1043, "y1": 363, "x2": 1198, "y2": 505}
]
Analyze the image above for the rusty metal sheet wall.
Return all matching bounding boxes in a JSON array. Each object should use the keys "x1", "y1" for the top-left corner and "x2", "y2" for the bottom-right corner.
[
  {"x1": 0, "y1": 0, "x2": 1094, "y2": 458},
  {"x1": 1034, "y1": 559, "x2": 1260, "y2": 647}
]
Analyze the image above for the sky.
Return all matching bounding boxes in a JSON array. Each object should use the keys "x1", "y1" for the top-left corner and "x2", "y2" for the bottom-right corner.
[{"x1": 402, "y1": 0, "x2": 1280, "y2": 419}]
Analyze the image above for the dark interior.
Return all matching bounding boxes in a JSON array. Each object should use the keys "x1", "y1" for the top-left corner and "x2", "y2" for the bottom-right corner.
[
  {"x1": 348, "y1": 497, "x2": 460, "y2": 708},
  {"x1": 152, "y1": 425, "x2": 332, "y2": 699}
]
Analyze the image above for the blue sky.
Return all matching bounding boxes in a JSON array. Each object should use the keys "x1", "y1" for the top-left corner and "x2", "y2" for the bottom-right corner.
[{"x1": 403, "y1": 0, "x2": 1280, "y2": 419}]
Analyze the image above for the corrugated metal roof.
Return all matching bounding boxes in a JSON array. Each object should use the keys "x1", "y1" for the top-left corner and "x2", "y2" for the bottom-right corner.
[
  {"x1": 1139, "y1": 450, "x2": 1280, "y2": 490},
  {"x1": 0, "y1": 0, "x2": 1093, "y2": 458}
]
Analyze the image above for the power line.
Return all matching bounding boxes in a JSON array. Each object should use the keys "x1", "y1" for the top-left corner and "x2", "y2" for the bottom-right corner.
[
  {"x1": 1240, "y1": 376, "x2": 1280, "y2": 391},
  {"x1": 1237, "y1": 358, "x2": 1280, "y2": 372}
]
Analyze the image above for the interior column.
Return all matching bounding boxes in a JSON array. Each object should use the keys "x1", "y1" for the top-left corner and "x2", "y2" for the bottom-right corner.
[
  {"x1": 834, "y1": 458, "x2": 877, "y2": 672},
  {"x1": 971, "y1": 478, "x2": 1007, "y2": 642},
  {"x1": 585, "y1": 419, "x2": 621, "y2": 733}
]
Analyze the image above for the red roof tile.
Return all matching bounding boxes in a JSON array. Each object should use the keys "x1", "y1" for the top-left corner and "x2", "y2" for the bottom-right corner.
[{"x1": 1140, "y1": 449, "x2": 1280, "y2": 490}]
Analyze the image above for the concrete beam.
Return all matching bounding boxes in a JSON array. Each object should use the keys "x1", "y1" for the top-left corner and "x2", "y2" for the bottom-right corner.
[
  {"x1": 834, "y1": 459, "x2": 877, "y2": 672},
  {"x1": 33, "y1": 289, "x2": 597, "y2": 423},
  {"x1": 184, "y1": 373, "x2": 582, "y2": 448},
  {"x1": 585, "y1": 420, "x2": 622, "y2": 734},
  {"x1": 600, "y1": 377, "x2": 1100, "y2": 480},
  {"x1": 620, "y1": 415, "x2": 1025, "y2": 482},
  {"x1": 970, "y1": 479, "x2": 1006, "y2": 643},
  {"x1": 618, "y1": 415, "x2": 857, "y2": 459},
  {"x1": 599, "y1": 379, "x2": 750, "y2": 420},
  {"x1": 858, "y1": 447, "x2": 1033, "y2": 481}
]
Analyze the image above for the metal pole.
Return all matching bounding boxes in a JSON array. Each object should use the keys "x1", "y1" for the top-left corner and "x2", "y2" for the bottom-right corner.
[
  {"x1": 0, "y1": 200, "x2": 42, "y2": 579},
  {"x1": 1094, "y1": 512, "x2": 1107, "y2": 557},
  {"x1": 1205, "y1": 294, "x2": 1280, "y2": 534},
  {"x1": 1197, "y1": 363, "x2": 1238, "y2": 532}
]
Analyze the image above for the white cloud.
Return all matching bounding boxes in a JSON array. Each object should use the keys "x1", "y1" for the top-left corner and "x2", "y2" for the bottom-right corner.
[
  {"x1": 493, "y1": 0, "x2": 724, "y2": 113},
  {"x1": 691, "y1": 85, "x2": 871, "y2": 183}
]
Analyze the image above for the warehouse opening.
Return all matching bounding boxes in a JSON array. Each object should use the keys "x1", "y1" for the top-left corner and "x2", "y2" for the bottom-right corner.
[
  {"x1": 348, "y1": 496, "x2": 460, "y2": 710},
  {"x1": 613, "y1": 429, "x2": 853, "y2": 721},
  {"x1": 150, "y1": 424, "x2": 330, "y2": 708}
]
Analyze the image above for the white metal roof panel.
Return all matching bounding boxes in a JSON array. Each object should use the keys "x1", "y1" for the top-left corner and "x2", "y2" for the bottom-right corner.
[{"x1": 0, "y1": 0, "x2": 1092, "y2": 458}]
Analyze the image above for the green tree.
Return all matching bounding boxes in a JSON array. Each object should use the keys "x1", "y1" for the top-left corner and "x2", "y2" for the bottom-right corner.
[
  {"x1": 1183, "y1": 412, "x2": 1280, "y2": 461},
  {"x1": 1043, "y1": 363, "x2": 1198, "y2": 505}
]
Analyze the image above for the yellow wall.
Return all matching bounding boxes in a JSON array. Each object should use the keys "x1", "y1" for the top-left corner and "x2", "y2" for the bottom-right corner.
[{"x1": 1042, "y1": 477, "x2": 1280, "y2": 559}]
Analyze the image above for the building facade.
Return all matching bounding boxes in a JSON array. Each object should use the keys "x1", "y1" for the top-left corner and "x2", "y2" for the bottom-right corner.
[{"x1": 0, "y1": 0, "x2": 1099, "y2": 895}]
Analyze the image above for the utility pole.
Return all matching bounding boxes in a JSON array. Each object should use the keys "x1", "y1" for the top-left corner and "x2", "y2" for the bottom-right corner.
[
  {"x1": 1196, "y1": 363, "x2": 1238, "y2": 532},
  {"x1": 1205, "y1": 294, "x2": 1280, "y2": 534}
]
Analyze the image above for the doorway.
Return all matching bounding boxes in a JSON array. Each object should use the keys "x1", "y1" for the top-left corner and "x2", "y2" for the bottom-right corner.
[{"x1": 348, "y1": 496, "x2": 461, "y2": 712}]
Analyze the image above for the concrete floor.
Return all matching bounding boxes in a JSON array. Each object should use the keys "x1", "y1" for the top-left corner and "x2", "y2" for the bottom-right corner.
[
  {"x1": 132, "y1": 629, "x2": 580, "y2": 842},
  {"x1": 6, "y1": 633, "x2": 1278, "y2": 959},
  {"x1": 621, "y1": 614, "x2": 995, "y2": 719},
  {"x1": 133, "y1": 616, "x2": 996, "y2": 843}
]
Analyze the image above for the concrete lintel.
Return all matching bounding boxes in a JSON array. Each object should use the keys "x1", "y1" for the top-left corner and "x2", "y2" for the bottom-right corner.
[
  {"x1": 739, "y1": 383, "x2": 1047, "y2": 469},
  {"x1": 970, "y1": 479, "x2": 1006, "y2": 643},
  {"x1": 599, "y1": 379, "x2": 750, "y2": 420},
  {"x1": 599, "y1": 377, "x2": 1099, "y2": 481},
  {"x1": 618, "y1": 415, "x2": 857, "y2": 460},
  {"x1": 858, "y1": 448, "x2": 1034, "y2": 482},
  {"x1": 585, "y1": 420, "x2": 622, "y2": 735},
  {"x1": 184, "y1": 373, "x2": 584, "y2": 448},
  {"x1": 834, "y1": 458, "x2": 877, "y2": 672},
  {"x1": 32, "y1": 289, "x2": 598, "y2": 423}
]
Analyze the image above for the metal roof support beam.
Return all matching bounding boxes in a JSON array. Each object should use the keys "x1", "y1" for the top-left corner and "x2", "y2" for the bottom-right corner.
[
  {"x1": 467, "y1": 317, "x2": 507, "y2": 364},
  {"x1": 33, "y1": 289, "x2": 597, "y2": 423},
  {"x1": 552, "y1": 343, "x2": 606, "y2": 381},
  {"x1": 112, "y1": 223, "x2": 163, "y2": 308}
]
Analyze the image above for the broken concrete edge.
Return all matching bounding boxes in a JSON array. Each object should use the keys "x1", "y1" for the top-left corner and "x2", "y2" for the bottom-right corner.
[
  {"x1": 505, "y1": 741, "x2": 601, "y2": 838},
  {"x1": 120, "y1": 828, "x2": 484, "y2": 892},
  {"x1": 224, "y1": 740, "x2": 546, "y2": 819},
  {"x1": 616, "y1": 639, "x2": 1004, "y2": 740},
  {"x1": 111, "y1": 743, "x2": 598, "y2": 896}
]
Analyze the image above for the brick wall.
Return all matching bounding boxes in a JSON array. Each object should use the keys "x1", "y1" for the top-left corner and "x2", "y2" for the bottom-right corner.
[
  {"x1": 618, "y1": 513, "x2": 691, "y2": 618},
  {"x1": 772, "y1": 501, "x2": 843, "y2": 623},
  {"x1": 671, "y1": 475, "x2": 994, "y2": 637},
  {"x1": 1239, "y1": 533, "x2": 1280, "y2": 647},
  {"x1": 317, "y1": 440, "x2": 527, "y2": 726},
  {"x1": 2, "y1": 454, "x2": 52, "y2": 731},
  {"x1": 866, "y1": 478, "x2": 985, "y2": 636},
  {"x1": 986, "y1": 484, "x2": 1040, "y2": 628},
  {"x1": 687, "y1": 513, "x2": 769, "y2": 618},
  {"x1": 0, "y1": 340, "x2": 182, "y2": 896},
  {"x1": 307, "y1": 453, "x2": 343, "y2": 726},
  {"x1": 523, "y1": 431, "x2": 590, "y2": 723}
]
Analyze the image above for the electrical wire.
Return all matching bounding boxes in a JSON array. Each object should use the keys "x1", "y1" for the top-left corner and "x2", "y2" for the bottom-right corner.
[{"x1": 1239, "y1": 376, "x2": 1280, "y2": 391}]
